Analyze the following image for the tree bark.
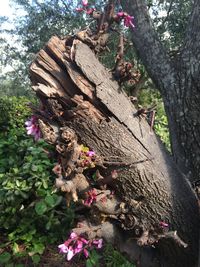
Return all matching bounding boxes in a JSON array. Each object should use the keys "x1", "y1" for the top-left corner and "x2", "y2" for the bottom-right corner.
[
  {"x1": 29, "y1": 36, "x2": 199, "y2": 267},
  {"x1": 122, "y1": 0, "x2": 200, "y2": 183}
]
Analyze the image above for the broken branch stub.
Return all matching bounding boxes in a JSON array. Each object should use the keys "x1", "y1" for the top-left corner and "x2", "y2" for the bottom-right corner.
[{"x1": 29, "y1": 35, "x2": 199, "y2": 267}]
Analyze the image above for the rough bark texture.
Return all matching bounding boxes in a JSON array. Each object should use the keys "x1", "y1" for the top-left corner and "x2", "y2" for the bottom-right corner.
[
  {"x1": 122, "y1": 0, "x2": 200, "y2": 184},
  {"x1": 29, "y1": 35, "x2": 199, "y2": 267}
]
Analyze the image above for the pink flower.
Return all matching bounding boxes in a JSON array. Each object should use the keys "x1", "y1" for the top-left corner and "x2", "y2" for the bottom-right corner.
[
  {"x1": 58, "y1": 232, "x2": 80, "y2": 261},
  {"x1": 58, "y1": 243, "x2": 68, "y2": 253},
  {"x1": 84, "y1": 189, "x2": 97, "y2": 206},
  {"x1": 86, "y1": 8, "x2": 95, "y2": 15},
  {"x1": 25, "y1": 116, "x2": 41, "y2": 141},
  {"x1": 80, "y1": 237, "x2": 89, "y2": 244},
  {"x1": 92, "y1": 239, "x2": 103, "y2": 249},
  {"x1": 83, "y1": 248, "x2": 89, "y2": 258},
  {"x1": 124, "y1": 15, "x2": 135, "y2": 28},
  {"x1": 116, "y1": 11, "x2": 135, "y2": 28},
  {"x1": 117, "y1": 11, "x2": 124, "y2": 17},
  {"x1": 67, "y1": 246, "x2": 74, "y2": 261},
  {"x1": 82, "y1": 0, "x2": 88, "y2": 6},
  {"x1": 70, "y1": 232, "x2": 77, "y2": 239},
  {"x1": 86, "y1": 150, "x2": 95, "y2": 157},
  {"x1": 58, "y1": 232, "x2": 103, "y2": 261},
  {"x1": 75, "y1": 7, "x2": 84, "y2": 12},
  {"x1": 74, "y1": 240, "x2": 83, "y2": 254},
  {"x1": 159, "y1": 221, "x2": 169, "y2": 228}
]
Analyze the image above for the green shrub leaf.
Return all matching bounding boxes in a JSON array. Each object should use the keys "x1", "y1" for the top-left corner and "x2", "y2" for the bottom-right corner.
[
  {"x1": 0, "y1": 252, "x2": 11, "y2": 263},
  {"x1": 35, "y1": 201, "x2": 48, "y2": 215}
]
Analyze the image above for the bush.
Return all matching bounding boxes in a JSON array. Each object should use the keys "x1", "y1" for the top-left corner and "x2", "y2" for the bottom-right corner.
[{"x1": 0, "y1": 97, "x2": 73, "y2": 265}]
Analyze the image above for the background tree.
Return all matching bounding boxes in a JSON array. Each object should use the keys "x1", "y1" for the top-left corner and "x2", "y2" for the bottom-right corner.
[{"x1": 121, "y1": 0, "x2": 200, "y2": 183}]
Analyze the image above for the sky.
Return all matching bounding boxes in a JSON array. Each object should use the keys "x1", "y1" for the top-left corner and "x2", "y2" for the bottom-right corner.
[
  {"x1": 0, "y1": 0, "x2": 27, "y2": 30},
  {"x1": 0, "y1": 0, "x2": 15, "y2": 20},
  {"x1": 0, "y1": 0, "x2": 25, "y2": 74}
]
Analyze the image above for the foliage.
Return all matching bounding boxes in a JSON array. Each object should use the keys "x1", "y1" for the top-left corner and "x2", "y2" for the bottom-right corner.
[
  {"x1": 0, "y1": 96, "x2": 33, "y2": 131},
  {"x1": 104, "y1": 243, "x2": 136, "y2": 267},
  {"x1": 149, "y1": 0, "x2": 192, "y2": 50},
  {"x1": 139, "y1": 88, "x2": 171, "y2": 151},
  {"x1": 0, "y1": 0, "x2": 88, "y2": 96},
  {"x1": 0, "y1": 97, "x2": 74, "y2": 265},
  {"x1": 86, "y1": 249, "x2": 102, "y2": 267}
]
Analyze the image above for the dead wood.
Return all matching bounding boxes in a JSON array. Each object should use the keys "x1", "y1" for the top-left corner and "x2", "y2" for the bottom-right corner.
[{"x1": 29, "y1": 35, "x2": 199, "y2": 267}]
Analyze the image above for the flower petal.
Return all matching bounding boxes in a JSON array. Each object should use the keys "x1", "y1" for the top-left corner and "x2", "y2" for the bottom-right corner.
[
  {"x1": 76, "y1": 7, "x2": 84, "y2": 12},
  {"x1": 83, "y1": 248, "x2": 89, "y2": 258},
  {"x1": 82, "y1": 0, "x2": 88, "y2": 6},
  {"x1": 70, "y1": 232, "x2": 78, "y2": 239},
  {"x1": 67, "y1": 247, "x2": 75, "y2": 261},
  {"x1": 93, "y1": 238, "x2": 103, "y2": 249},
  {"x1": 117, "y1": 11, "x2": 124, "y2": 17},
  {"x1": 58, "y1": 244, "x2": 68, "y2": 253}
]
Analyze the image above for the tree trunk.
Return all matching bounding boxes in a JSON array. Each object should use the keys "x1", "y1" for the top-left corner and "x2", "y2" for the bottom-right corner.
[
  {"x1": 122, "y1": 0, "x2": 200, "y2": 184},
  {"x1": 29, "y1": 36, "x2": 199, "y2": 267}
]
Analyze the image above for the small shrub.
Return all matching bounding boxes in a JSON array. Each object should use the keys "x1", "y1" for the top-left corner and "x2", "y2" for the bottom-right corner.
[{"x1": 0, "y1": 97, "x2": 74, "y2": 265}]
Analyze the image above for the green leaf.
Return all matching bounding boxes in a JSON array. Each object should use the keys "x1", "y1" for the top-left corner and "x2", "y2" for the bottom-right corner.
[
  {"x1": 0, "y1": 252, "x2": 11, "y2": 263},
  {"x1": 21, "y1": 232, "x2": 33, "y2": 242},
  {"x1": 35, "y1": 201, "x2": 48, "y2": 215},
  {"x1": 86, "y1": 259, "x2": 94, "y2": 267},
  {"x1": 13, "y1": 242, "x2": 19, "y2": 254},
  {"x1": 45, "y1": 195, "x2": 55, "y2": 207},
  {"x1": 53, "y1": 195, "x2": 62, "y2": 206},
  {"x1": 33, "y1": 243, "x2": 45, "y2": 254},
  {"x1": 5, "y1": 264, "x2": 14, "y2": 267},
  {"x1": 45, "y1": 220, "x2": 52, "y2": 230},
  {"x1": 12, "y1": 168, "x2": 19, "y2": 174},
  {"x1": 19, "y1": 191, "x2": 28, "y2": 199},
  {"x1": 32, "y1": 254, "x2": 41, "y2": 264},
  {"x1": 31, "y1": 165, "x2": 38, "y2": 172},
  {"x1": 42, "y1": 180, "x2": 48, "y2": 189}
]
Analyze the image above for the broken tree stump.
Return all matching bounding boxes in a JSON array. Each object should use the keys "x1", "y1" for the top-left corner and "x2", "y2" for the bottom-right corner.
[{"x1": 29, "y1": 35, "x2": 199, "y2": 267}]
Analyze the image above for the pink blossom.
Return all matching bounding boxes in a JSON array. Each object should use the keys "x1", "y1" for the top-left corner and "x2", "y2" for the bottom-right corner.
[
  {"x1": 75, "y1": 7, "x2": 84, "y2": 12},
  {"x1": 159, "y1": 221, "x2": 169, "y2": 228},
  {"x1": 70, "y1": 232, "x2": 77, "y2": 239},
  {"x1": 82, "y1": 0, "x2": 88, "y2": 6},
  {"x1": 92, "y1": 239, "x2": 103, "y2": 249},
  {"x1": 58, "y1": 232, "x2": 103, "y2": 261},
  {"x1": 67, "y1": 246, "x2": 74, "y2": 261},
  {"x1": 74, "y1": 240, "x2": 83, "y2": 254},
  {"x1": 25, "y1": 116, "x2": 41, "y2": 141},
  {"x1": 83, "y1": 248, "x2": 89, "y2": 258},
  {"x1": 86, "y1": 8, "x2": 95, "y2": 15},
  {"x1": 86, "y1": 150, "x2": 95, "y2": 157},
  {"x1": 80, "y1": 237, "x2": 89, "y2": 244},
  {"x1": 124, "y1": 15, "x2": 135, "y2": 28},
  {"x1": 117, "y1": 11, "x2": 135, "y2": 28},
  {"x1": 84, "y1": 189, "x2": 97, "y2": 206},
  {"x1": 58, "y1": 243, "x2": 68, "y2": 253},
  {"x1": 117, "y1": 11, "x2": 124, "y2": 17}
]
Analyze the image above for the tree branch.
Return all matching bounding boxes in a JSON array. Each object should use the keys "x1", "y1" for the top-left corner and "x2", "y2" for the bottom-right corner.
[
  {"x1": 160, "y1": 0, "x2": 174, "y2": 27},
  {"x1": 180, "y1": 0, "x2": 200, "y2": 78},
  {"x1": 121, "y1": 0, "x2": 177, "y2": 96}
]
